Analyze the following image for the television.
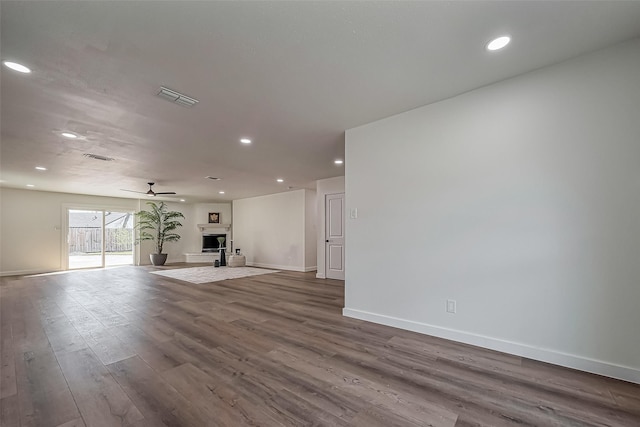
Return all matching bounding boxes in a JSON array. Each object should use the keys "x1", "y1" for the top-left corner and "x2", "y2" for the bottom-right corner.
[{"x1": 202, "y1": 234, "x2": 226, "y2": 252}]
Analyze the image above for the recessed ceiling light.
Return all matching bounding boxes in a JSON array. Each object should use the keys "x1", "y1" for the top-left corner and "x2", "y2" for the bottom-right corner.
[
  {"x1": 35, "y1": 166, "x2": 47, "y2": 171},
  {"x1": 180, "y1": 199, "x2": 186, "y2": 202},
  {"x1": 26, "y1": 184, "x2": 35, "y2": 187},
  {"x1": 219, "y1": 191, "x2": 225, "y2": 194},
  {"x1": 334, "y1": 159, "x2": 344, "y2": 165},
  {"x1": 240, "y1": 138, "x2": 252, "y2": 144},
  {"x1": 3, "y1": 61, "x2": 31, "y2": 73},
  {"x1": 205, "y1": 176, "x2": 221, "y2": 180},
  {"x1": 486, "y1": 36, "x2": 511, "y2": 51},
  {"x1": 276, "y1": 178, "x2": 284, "y2": 183},
  {"x1": 61, "y1": 132, "x2": 78, "y2": 139}
]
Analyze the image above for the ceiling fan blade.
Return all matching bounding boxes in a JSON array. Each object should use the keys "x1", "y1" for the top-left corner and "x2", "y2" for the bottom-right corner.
[{"x1": 122, "y1": 183, "x2": 175, "y2": 197}]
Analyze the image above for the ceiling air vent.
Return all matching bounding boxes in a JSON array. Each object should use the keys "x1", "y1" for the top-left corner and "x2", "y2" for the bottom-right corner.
[
  {"x1": 83, "y1": 153, "x2": 115, "y2": 161},
  {"x1": 157, "y1": 87, "x2": 199, "y2": 107}
]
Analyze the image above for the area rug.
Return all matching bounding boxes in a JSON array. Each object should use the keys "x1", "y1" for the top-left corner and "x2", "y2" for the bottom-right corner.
[{"x1": 150, "y1": 266, "x2": 279, "y2": 284}]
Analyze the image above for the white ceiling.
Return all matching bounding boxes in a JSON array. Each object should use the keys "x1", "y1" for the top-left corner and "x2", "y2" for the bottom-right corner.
[{"x1": 2, "y1": 1, "x2": 640, "y2": 202}]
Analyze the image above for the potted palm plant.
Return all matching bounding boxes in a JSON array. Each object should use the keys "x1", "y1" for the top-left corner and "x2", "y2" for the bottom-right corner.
[{"x1": 135, "y1": 201, "x2": 185, "y2": 266}]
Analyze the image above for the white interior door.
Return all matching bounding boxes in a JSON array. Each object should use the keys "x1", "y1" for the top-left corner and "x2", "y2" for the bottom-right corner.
[{"x1": 325, "y1": 193, "x2": 345, "y2": 280}]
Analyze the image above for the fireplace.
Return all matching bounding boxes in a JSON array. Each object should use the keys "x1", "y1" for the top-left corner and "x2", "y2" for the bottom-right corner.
[{"x1": 202, "y1": 234, "x2": 226, "y2": 253}]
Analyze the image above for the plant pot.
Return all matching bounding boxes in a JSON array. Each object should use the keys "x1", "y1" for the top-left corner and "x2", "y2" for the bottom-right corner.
[{"x1": 150, "y1": 253, "x2": 168, "y2": 266}]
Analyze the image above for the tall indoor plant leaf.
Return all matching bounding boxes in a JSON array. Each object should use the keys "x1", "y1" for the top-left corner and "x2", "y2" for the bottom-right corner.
[{"x1": 135, "y1": 201, "x2": 185, "y2": 265}]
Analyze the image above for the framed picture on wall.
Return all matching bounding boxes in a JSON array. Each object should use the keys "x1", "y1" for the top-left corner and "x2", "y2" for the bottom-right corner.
[{"x1": 208, "y1": 212, "x2": 220, "y2": 224}]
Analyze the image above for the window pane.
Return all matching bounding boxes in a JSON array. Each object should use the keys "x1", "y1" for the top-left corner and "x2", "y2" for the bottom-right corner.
[
  {"x1": 104, "y1": 211, "x2": 134, "y2": 267},
  {"x1": 68, "y1": 209, "x2": 103, "y2": 269}
]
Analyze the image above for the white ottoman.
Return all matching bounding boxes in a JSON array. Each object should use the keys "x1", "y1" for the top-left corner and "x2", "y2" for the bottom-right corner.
[{"x1": 227, "y1": 254, "x2": 246, "y2": 267}]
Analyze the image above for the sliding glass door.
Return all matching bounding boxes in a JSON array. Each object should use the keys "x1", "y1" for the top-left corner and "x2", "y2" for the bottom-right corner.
[
  {"x1": 68, "y1": 209, "x2": 103, "y2": 269},
  {"x1": 67, "y1": 209, "x2": 134, "y2": 269},
  {"x1": 104, "y1": 211, "x2": 134, "y2": 267}
]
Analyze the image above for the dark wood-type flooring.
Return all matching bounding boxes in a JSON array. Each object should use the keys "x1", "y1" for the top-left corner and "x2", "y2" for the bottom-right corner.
[{"x1": 1, "y1": 265, "x2": 639, "y2": 426}]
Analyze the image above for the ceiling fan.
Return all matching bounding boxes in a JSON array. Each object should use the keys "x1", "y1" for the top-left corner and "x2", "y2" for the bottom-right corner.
[{"x1": 121, "y1": 182, "x2": 177, "y2": 197}]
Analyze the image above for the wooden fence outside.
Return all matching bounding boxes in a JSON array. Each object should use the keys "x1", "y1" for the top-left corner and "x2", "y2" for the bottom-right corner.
[{"x1": 68, "y1": 228, "x2": 133, "y2": 254}]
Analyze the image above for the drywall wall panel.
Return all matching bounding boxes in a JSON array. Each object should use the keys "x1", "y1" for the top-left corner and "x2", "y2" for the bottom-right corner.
[
  {"x1": 0, "y1": 188, "x2": 138, "y2": 274},
  {"x1": 233, "y1": 190, "x2": 306, "y2": 271},
  {"x1": 304, "y1": 189, "x2": 318, "y2": 271},
  {"x1": 0, "y1": 189, "x2": 199, "y2": 273},
  {"x1": 345, "y1": 39, "x2": 640, "y2": 383}
]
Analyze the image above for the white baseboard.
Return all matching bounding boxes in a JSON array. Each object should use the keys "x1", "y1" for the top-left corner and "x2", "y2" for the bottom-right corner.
[
  {"x1": 316, "y1": 272, "x2": 326, "y2": 279},
  {"x1": 0, "y1": 268, "x2": 62, "y2": 277},
  {"x1": 246, "y1": 263, "x2": 315, "y2": 273},
  {"x1": 343, "y1": 307, "x2": 640, "y2": 385},
  {"x1": 246, "y1": 261, "x2": 306, "y2": 272}
]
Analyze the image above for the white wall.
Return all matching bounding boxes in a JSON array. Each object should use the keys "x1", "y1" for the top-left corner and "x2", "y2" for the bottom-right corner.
[
  {"x1": 0, "y1": 188, "x2": 138, "y2": 274},
  {"x1": 315, "y1": 176, "x2": 345, "y2": 278},
  {"x1": 185, "y1": 202, "x2": 233, "y2": 253},
  {"x1": 344, "y1": 39, "x2": 640, "y2": 383},
  {"x1": 233, "y1": 189, "x2": 316, "y2": 272},
  {"x1": 192, "y1": 203, "x2": 232, "y2": 227},
  {"x1": 0, "y1": 188, "x2": 199, "y2": 273},
  {"x1": 304, "y1": 189, "x2": 317, "y2": 271}
]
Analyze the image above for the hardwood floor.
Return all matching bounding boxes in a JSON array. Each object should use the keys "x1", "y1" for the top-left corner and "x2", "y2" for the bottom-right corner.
[{"x1": 1, "y1": 265, "x2": 638, "y2": 427}]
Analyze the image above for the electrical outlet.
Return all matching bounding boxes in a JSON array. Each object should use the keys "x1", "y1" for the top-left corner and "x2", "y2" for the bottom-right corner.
[
  {"x1": 350, "y1": 208, "x2": 358, "y2": 219},
  {"x1": 446, "y1": 299, "x2": 457, "y2": 314}
]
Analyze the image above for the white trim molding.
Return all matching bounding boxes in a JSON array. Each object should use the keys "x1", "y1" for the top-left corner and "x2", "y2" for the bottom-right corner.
[
  {"x1": 197, "y1": 223, "x2": 231, "y2": 231},
  {"x1": 0, "y1": 268, "x2": 62, "y2": 277},
  {"x1": 343, "y1": 307, "x2": 640, "y2": 385},
  {"x1": 246, "y1": 261, "x2": 309, "y2": 272}
]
